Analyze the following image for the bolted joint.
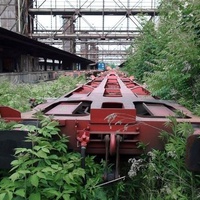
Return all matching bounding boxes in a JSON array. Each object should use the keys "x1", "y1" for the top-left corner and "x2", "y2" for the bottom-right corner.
[{"x1": 77, "y1": 130, "x2": 90, "y2": 147}]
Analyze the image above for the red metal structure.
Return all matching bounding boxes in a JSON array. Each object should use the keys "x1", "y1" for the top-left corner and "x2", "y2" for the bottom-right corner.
[{"x1": 0, "y1": 70, "x2": 200, "y2": 175}]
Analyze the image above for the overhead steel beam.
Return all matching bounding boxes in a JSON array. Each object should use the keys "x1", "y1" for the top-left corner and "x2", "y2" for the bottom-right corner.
[
  {"x1": 29, "y1": 8, "x2": 158, "y2": 16},
  {"x1": 30, "y1": 33, "x2": 139, "y2": 39},
  {"x1": 77, "y1": 52, "x2": 128, "y2": 56},
  {"x1": 37, "y1": 40, "x2": 133, "y2": 45},
  {"x1": 34, "y1": 29, "x2": 140, "y2": 33},
  {"x1": 76, "y1": 41, "x2": 133, "y2": 45},
  {"x1": 26, "y1": 0, "x2": 159, "y2": 65},
  {"x1": 75, "y1": 30, "x2": 140, "y2": 33},
  {"x1": 98, "y1": 55, "x2": 127, "y2": 58},
  {"x1": 37, "y1": 39, "x2": 133, "y2": 44},
  {"x1": 99, "y1": 58, "x2": 126, "y2": 61}
]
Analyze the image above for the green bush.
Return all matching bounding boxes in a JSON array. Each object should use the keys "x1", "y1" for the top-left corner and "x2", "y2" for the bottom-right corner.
[
  {"x1": 0, "y1": 116, "x2": 105, "y2": 200},
  {"x1": 0, "y1": 75, "x2": 85, "y2": 112},
  {"x1": 124, "y1": 0, "x2": 200, "y2": 109},
  {"x1": 126, "y1": 118, "x2": 200, "y2": 200}
]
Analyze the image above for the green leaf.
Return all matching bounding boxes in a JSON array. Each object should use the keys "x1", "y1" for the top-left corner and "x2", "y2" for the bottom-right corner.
[
  {"x1": 5, "y1": 191, "x2": 13, "y2": 200},
  {"x1": 44, "y1": 159, "x2": 52, "y2": 165},
  {"x1": 18, "y1": 170, "x2": 31, "y2": 175},
  {"x1": 10, "y1": 172, "x2": 20, "y2": 182},
  {"x1": 48, "y1": 121, "x2": 59, "y2": 127},
  {"x1": 41, "y1": 147, "x2": 50, "y2": 153},
  {"x1": 36, "y1": 171, "x2": 46, "y2": 179},
  {"x1": 63, "y1": 194, "x2": 70, "y2": 200},
  {"x1": 51, "y1": 164, "x2": 59, "y2": 170},
  {"x1": 11, "y1": 160, "x2": 20, "y2": 166},
  {"x1": 37, "y1": 150, "x2": 47, "y2": 158},
  {"x1": 0, "y1": 193, "x2": 6, "y2": 200},
  {"x1": 68, "y1": 173, "x2": 74, "y2": 181},
  {"x1": 41, "y1": 167, "x2": 55, "y2": 174},
  {"x1": 29, "y1": 193, "x2": 41, "y2": 200},
  {"x1": 63, "y1": 175, "x2": 70, "y2": 184},
  {"x1": 33, "y1": 146, "x2": 41, "y2": 151},
  {"x1": 45, "y1": 189, "x2": 61, "y2": 197},
  {"x1": 15, "y1": 148, "x2": 28, "y2": 154},
  {"x1": 15, "y1": 189, "x2": 25, "y2": 197},
  {"x1": 30, "y1": 174, "x2": 39, "y2": 187},
  {"x1": 65, "y1": 163, "x2": 74, "y2": 170}
]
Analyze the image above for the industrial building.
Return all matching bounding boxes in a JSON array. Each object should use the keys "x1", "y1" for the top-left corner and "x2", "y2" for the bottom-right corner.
[{"x1": 0, "y1": 0, "x2": 158, "y2": 82}]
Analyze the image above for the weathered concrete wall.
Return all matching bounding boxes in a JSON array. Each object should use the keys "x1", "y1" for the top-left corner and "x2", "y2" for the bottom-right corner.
[
  {"x1": 0, "y1": 71, "x2": 57, "y2": 84},
  {"x1": 0, "y1": 70, "x2": 94, "y2": 84}
]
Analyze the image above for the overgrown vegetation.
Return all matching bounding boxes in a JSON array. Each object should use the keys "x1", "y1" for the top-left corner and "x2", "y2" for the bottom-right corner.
[
  {"x1": 121, "y1": 0, "x2": 200, "y2": 199},
  {"x1": 125, "y1": 118, "x2": 200, "y2": 200},
  {"x1": 1, "y1": 115, "x2": 199, "y2": 199},
  {"x1": 0, "y1": 116, "x2": 105, "y2": 200},
  {"x1": 124, "y1": 0, "x2": 200, "y2": 111},
  {"x1": 0, "y1": 75, "x2": 85, "y2": 112},
  {"x1": 0, "y1": 74, "x2": 200, "y2": 199},
  {"x1": 1, "y1": 0, "x2": 200, "y2": 198}
]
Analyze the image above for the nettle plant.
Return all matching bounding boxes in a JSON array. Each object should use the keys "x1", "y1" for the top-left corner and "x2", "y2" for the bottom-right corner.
[{"x1": 0, "y1": 116, "x2": 104, "y2": 200}]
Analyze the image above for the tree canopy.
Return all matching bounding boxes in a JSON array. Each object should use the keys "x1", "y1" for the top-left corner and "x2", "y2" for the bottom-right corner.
[{"x1": 124, "y1": 0, "x2": 200, "y2": 111}]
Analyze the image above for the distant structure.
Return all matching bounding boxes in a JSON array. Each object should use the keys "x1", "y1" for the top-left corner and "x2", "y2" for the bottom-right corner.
[
  {"x1": 0, "y1": 27, "x2": 93, "y2": 83},
  {"x1": 0, "y1": 0, "x2": 19, "y2": 32},
  {"x1": 0, "y1": 0, "x2": 158, "y2": 66},
  {"x1": 62, "y1": 15, "x2": 75, "y2": 53}
]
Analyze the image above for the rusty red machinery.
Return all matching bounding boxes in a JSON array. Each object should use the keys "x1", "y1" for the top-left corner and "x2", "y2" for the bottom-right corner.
[{"x1": 0, "y1": 70, "x2": 200, "y2": 177}]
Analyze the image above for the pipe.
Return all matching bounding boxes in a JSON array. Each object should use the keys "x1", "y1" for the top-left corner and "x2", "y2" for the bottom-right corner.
[
  {"x1": 18, "y1": 0, "x2": 21, "y2": 33},
  {"x1": 81, "y1": 146, "x2": 86, "y2": 169},
  {"x1": 115, "y1": 135, "x2": 121, "y2": 178},
  {"x1": 81, "y1": 146, "x2": 86, "y2": 184},
  {"x1": 110, "y1": 133, "x2": 116, "y2": 155},
  {"x1": 104, "y1": 135, "x2": 110, "y2": 180}
]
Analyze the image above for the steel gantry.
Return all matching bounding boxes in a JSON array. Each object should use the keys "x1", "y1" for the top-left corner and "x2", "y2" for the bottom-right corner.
[{"x1": 0, "y1": 0, "x2": 158, "y2": 65}]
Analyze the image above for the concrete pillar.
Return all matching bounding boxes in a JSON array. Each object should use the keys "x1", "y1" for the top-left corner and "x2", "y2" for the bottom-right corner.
[
  {"x1": 58, "y1": 60, "x2": 62, "y2": 70},
  {"x1": 44, "y1": 58, "x2": 47, "y2": 71},
  {"x1": 52, "y1": 59, "x2": 55, "y2": 70}
]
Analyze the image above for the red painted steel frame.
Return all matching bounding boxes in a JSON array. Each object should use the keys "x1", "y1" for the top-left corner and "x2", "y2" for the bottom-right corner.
[{"x1": 1, "y1": 70, "x2": 200, "y2": 171}]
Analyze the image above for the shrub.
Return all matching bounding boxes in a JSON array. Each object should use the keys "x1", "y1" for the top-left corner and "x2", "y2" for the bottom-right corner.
[{"x1": 0, "y1": 116, "x2": 104, "y2": 200}]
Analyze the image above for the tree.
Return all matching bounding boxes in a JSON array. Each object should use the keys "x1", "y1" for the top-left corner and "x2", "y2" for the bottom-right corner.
[{"x1": 124, "y1": 0, "x2": 200, "y2": 110}]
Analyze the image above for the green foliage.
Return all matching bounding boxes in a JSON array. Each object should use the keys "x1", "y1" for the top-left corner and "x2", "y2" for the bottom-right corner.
[
  {"x1": 124, "y1": 0, "x2": 200, "y2": 109},
  {"x1": 124, "y1": 20, "x2": 156, "y2": 81},
  {"x1": 102, "y1": 181, "x2": 126, "y2": 200},
  {"x1": 0, "y1": 75, "x2": 85, "y2": 112},
  {"x1": 0, "y1": 116, "x2": 104, "y2": 200},
  {"x1": 0, "y1": 120, "x2": 16, "y2": 130},
  {"x1": 126, "y1": 118, "x2": 200, "y2": 200}
]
